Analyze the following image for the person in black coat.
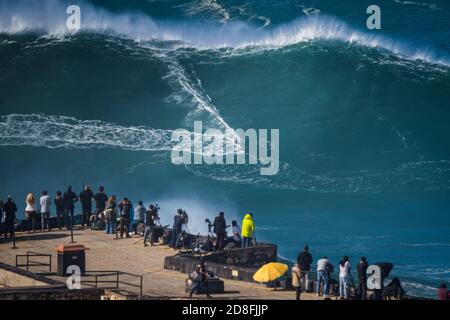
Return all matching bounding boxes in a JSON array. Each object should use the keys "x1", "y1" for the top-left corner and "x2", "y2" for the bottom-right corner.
[
  {"x1": 94, "y1": 186, "x2": 108, "y2": 217},
  {"x1": 54, "y1": 191, "x2": 66, "y2": 230},
  {"x1": 170, "y1": 209, "x2": 185, "y2": 249},
  {"x1": 357, "y1": 257, "x2": 369, "y2": 300},
  {"x1": 63, "y1": 186, "x2": 78, "y2": 228},
  {"x1": 297, "y1": 245, "x2": 313, "y2": 291},
  {"x1": 79, "y1": 186, "x2": 94, "y2": 227},
  {"x1": 143, "y1": 205, "x2": 158, "y2": 247},
  {"x1": 3, "y1": 196, "x2": 17, "y2": 238},
  {"x1": 213, "y1": 211, "x2": 227, "y2": 251}
]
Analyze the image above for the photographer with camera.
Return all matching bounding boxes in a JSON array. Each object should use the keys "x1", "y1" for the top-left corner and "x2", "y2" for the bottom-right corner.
[
  {"x1": 144, "y1": 204, "x2": 159, "y2": 247},
  {"x1": 213, "y1": 211, "x2": 227, "y2": 251},
  {"x1": 170, "y1": 209, "x2": 187, "y2": 249}
]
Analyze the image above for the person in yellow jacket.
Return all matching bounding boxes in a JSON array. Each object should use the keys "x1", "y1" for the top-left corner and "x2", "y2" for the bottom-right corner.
[
  {"x1": 241, "y1": 213, "x2": 255, "y2": 247},
  {"x1": 292, "y1": 264, "x2": 302, "y2": 301}
]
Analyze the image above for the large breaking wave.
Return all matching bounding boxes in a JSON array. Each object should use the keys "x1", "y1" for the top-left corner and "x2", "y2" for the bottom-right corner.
[{"x1": 0, "y1": 0, "x2": 449, "y2": 65}]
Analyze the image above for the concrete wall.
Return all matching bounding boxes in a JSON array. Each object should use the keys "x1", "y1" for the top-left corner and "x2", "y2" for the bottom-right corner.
[
  {"x1": 0, "y1": 268, "x2": 49, "y2": 287},
  {"x1": 165, "y1": 254, "x2": 259, "y2": 282},
  {"x1": 204, "y1": 244, "x2": 277, "y2": 267},
  {"x1": 0, "y1": 262, "x2": 60, "y2": 288},
  {"x1": 0, "y1": 262, "x2": 103, "y2": 300},
  {"x1": 0, "y1": 287, "x2": 104, "y2": 300},
  {"x1": 164, "y1": 244, "x2": 278, "y2": 282}
]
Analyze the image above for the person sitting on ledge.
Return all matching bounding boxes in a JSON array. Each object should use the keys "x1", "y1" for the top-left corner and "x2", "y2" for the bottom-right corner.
[
  {"x1": 224, "y1": 220, "x2": 242, "y2": 248},
  {"x1": 383, "y1": 277, "x2": 406, "y2": 300}
]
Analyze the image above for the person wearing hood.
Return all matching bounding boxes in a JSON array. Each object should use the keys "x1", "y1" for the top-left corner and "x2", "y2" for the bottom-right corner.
[
  {"x1": 3, "y1": 196, "x2": 17, "y2": 238},
  {"x1": 241, "y1": 213, "x2": 255, "y2": 247}
]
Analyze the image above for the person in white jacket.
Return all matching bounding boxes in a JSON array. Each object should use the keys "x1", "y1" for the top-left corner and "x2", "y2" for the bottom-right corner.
[
  {"x1": 40, "y1": 191, "x2": 51, "y2": 231},
  {"x1": 339, "y1": 256, "x2": 352, "y2": 299}
]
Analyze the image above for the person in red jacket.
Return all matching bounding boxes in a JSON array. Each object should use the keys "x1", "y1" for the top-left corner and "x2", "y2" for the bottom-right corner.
[{"x1": 438, "y1": 283, "x2": 449, "y2": 300}]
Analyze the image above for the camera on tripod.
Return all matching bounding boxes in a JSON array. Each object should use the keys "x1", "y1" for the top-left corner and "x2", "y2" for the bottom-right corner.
[{"x1": 205, "y1": 218, "x2": 213, "y2": 232}]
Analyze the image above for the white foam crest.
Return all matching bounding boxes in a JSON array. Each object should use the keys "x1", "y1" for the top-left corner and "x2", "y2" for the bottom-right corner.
[{"x1": 1, "y1": 0, "x2": 448, "y2": 66}]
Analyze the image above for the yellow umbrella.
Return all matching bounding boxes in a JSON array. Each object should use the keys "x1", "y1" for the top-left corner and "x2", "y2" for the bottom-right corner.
[{"x1": 253, "y1": 262, "x2": 289, "y2": 283}]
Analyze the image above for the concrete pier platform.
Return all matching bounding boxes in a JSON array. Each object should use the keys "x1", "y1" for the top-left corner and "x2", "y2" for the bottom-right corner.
[{"x1": 0, "y1": 228, "x2": 322, "y2": 300}]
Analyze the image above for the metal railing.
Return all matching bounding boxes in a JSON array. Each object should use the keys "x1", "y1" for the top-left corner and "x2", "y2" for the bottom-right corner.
[
  {"x1": 81, "y1": 270, "x2": 143, "y2": 297},
  {"x1": 15, "y1": 251, "x2": 52, "y2": 273}
]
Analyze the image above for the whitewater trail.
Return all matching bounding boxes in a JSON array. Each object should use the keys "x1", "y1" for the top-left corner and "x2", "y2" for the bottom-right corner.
[{"x1": 1, "y1": 113, "x2": 450, "y2": 193}]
